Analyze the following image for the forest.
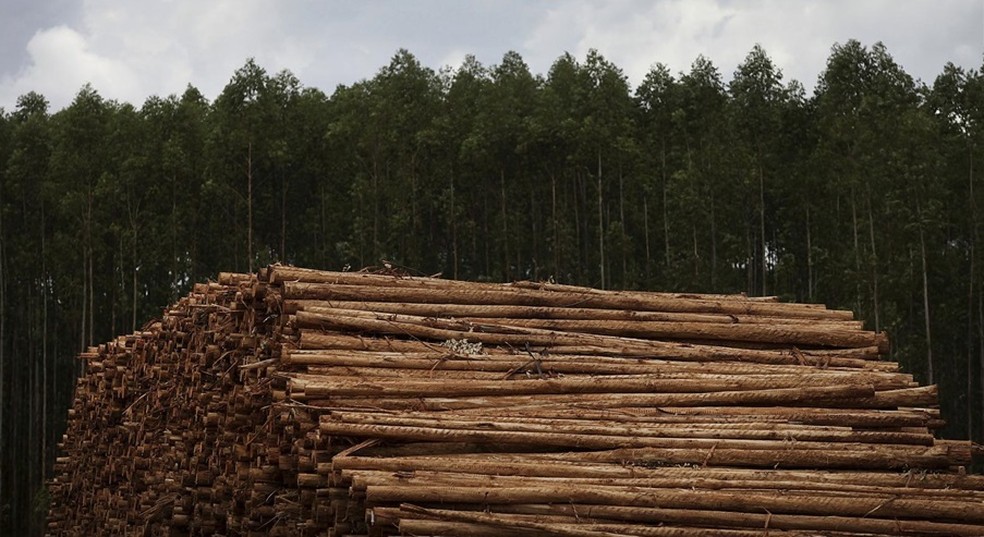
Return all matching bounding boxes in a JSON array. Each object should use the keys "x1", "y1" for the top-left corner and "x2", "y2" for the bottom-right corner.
[{"x1": 0, "y1": 39, "x2": 982, "y2": 534}]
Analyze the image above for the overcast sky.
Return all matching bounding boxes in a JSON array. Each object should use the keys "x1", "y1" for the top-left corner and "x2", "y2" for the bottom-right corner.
[{"x1": 1, "y1": 0, "x2": 982, "y2": 112}]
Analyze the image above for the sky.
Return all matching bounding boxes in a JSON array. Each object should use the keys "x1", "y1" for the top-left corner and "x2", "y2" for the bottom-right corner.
[{"x1": 0, "y1": 0, "x2": 982, "y2": 112}]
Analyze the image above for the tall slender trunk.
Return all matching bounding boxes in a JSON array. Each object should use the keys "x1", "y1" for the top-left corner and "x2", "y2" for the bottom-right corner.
[
  {"x1": 372, "y1": 157, "x2": 380, "y2": 261},
  {"x1": 500, "y1": 168, "x2": 508, "y2": 281},
  {"x1": 710, "y1": 188, "x2": 717, "y2": 289},
  {"x1": 41, "y1": 199, "x2": 48, "y2": 487},
  {"x1": 851, "y1": 185, "x2": 861, "y2": 313},
  {"x1": 88, "y1": 241, "x2": 93, "y2": 347},
  {"x1": 968, "y1": 146, "x2": 976, "y2": 439},
  {"x1": 597, "y1": 150, "x2": 605, "y2": 289},
  {"x1": 643, "y1": 195, "x2": 650, "y2": 278},
  {"x1": 132, "y1": 224, "x2": 138, "y2": 333},
  {"x1": 572, "y1": 172, "x2": 581, "y2": 282},
  {"x1": 968, "y1": 240, "x2": 975, "y2": 438},
  {"x1": 662, "y1": 143, "x2": 670, "y2": 269},
  {"x1": 806, "y1": 205, "x2": 814, "y2": 302},
  {"x1": 281, "y1": 171, "x2": 288, "y2": 262},
  {"x1": 746, "y1": 213, "x2": 754, "y2": 294},
  {"x1": 979, "y1": 288, "x2": 984, "y2": 444},
  {"x1": 551, "y1": 172, "x2": 558, "y2": 279},
  {"x1": 758, "y1": 163, "x2": 766, "y2": 296},
  {"x1": 111, "y1": 237, "x2": 119, "y2": 336},
  {"x1": 618, "y1": 164, "x2": 626, "y2": 285},
  {"x1": 80, "y1": 244, "x2": 86, "y2": 353},
  {"x1": 919, "y1": 221, "x2": 933, "y2": 384},
  {"x1": 320, "y1": 184, "x2": 328, "y2": 266},
  {"x1": 171, "y1": 172, "x2": 177, "y2": 299},
  {"x1": 247, "y1": 141, "x2": 254, "y2": 273},
  {"x1": 692, "y1": 224, "x2": 699, "y2": 281},
  {"x1": 451, "y1": 170, "x2": 458, "y2": 280},
  {"x1": 867, "y1": 190, "x2": 880, "y2": 332}
]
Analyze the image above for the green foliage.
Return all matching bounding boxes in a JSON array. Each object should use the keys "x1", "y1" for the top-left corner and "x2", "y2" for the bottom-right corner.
[{"x1": 2, "y1": 43, "x2": 984, "y2": 535}]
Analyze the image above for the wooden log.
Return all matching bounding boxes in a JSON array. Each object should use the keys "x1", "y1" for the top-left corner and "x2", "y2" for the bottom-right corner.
[
  {"x1": 282, "y1": 281, "x2": 853, "y2": 320},
  {"x1": 451, "y1": 317, "x2": 882, "y2": 350},
  {"x1": 524, "y1": 444, "x2": 970, "y2": 469},
  {"x1": 270, "y1": 266, "x2": 792, "y2": 305},
  {"x1": 332, "y1": 455, "x2": 984, "y2": 490},
  {"x1": 326, "y1": 412, "x2": 935, "y2": 445},
  {"x1": 290, "y1": 375, "x2": 880, "y2": 398},
  {"x1": 452, "y1": 503, "x2": 984, "y2": 537},
  {"x1": 366, "y1": 485, "x2": 984, "y2": 522},
  {"x1": 294, "y1": 309, "x2": 883, "y2": 364},
  {"x1": 293, "y1": 300, "x2": 864, "y2": 328},
  {"x1": 295, "y1": 331, "x2": 889, "y2": 368},
  {"x1": 346, "y1": 469, "x2": 984, "y2": 500},
  {"x1": 320, "y1": 419, "x2": 946, "y2": 454}
]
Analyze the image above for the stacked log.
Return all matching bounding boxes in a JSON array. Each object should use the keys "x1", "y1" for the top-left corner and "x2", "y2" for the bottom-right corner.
[{"x1": 47, "y1": 265, "x2": 984, "y2": 536}]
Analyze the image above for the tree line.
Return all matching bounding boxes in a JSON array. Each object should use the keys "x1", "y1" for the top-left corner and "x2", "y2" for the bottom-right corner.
[{"x1": 0, "y1": 40, "x2": 982, "y2": 534}]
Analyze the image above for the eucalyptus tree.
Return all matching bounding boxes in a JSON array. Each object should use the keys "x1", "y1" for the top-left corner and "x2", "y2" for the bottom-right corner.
[
  {"x1": 360, "y1": 49, "x2": 444, "y2": 270},
  {"x1": 287, "y1": 86, "x2": 335, "y2": 268},
  {"x1": 730, "y1": 45, "x2": 784, "y2": 296},
  {"x1": 533, "y1": 53, "x2": 583, "y2": 282},
  {"x1": 578, "y1": 49, "x2": 635, "y2": 289},
  {"x1": 481, "y1": 51, "x2": 539, "y2": 281},
  {"x1": 48, "y1": 85, "x2": 113, "y2": 352},
  {"x1": 443, "y1": 55, "x2": 490, "y2": 278},
  {"x1": 636, "y1": 63, "x2": 680, "y2": 281},
  {"x1": 210, "y1": 58, "x2": 273, "y2": 272},
  {"x1": 673, "y1": 56, "x2": 729, "y2": 290}
]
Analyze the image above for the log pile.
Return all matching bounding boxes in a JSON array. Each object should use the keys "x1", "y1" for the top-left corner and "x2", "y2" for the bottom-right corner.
[{"x1": 47, "y1": 265, "x2": 984, "y2": 536}]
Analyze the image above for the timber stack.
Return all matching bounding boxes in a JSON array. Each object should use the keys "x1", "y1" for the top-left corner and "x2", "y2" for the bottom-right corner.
[{"x1": 47, "y1": 265, "x2": 984, "y2": 536}]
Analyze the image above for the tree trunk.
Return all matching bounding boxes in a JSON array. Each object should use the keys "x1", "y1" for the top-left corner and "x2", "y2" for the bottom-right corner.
[
  {"x1": 979, "y1": 288, "x2": 984, "y2": 445},
  {"x1": 320, "y1": 183, "x2": 328, "y2": 266},
  {"x1": 597, "y1": 151, "x2": 605, "y2": 290},
  {"x1": 759, "y1": 163, "x2": 767, "y2": 296},
  {"x1": 692, "y1": 225, "x2": 699, "y2": 281},
  {"x1": 710, "y1": 188, "x2": 717, "y2": 288},
  {"x1": 920, "y1": 222, "x2": 933, "y2": 384},
  {"x1": 806, "y1": 206, "x2": 813, "y2": 302},
  {"x1": 851, "y1": 185, "x2": 861, "y2": 314},
  {"x1": 88, "y1": 234, "x2": 94, "y2": 348},
  {"x1": 867, "y1": 191, "x2": 880, "y2": 332},
  {"x1": 80, "y1": 245, "x2": 86, "y2": 353},
  {"x1": 968, "y1": 240, "x2": 974, "y2": 438},
  {"x1": 171, "y1": 172, "x2": 177, "y2": 300},
  {"x1": 247, "y1": 141, "x2": 254, "y2": 273},
  {"x1": 529, "y1": 173, "x2": 538, "y2": 280},
  {"x1": 500, "y1": 168, "x2": 509, "y2": 281},
  {"x1": 41, "y1": 198, "x2": 48, "y2": 490},
  {"x1": 372, "y1": 157, "x2": 380, "y2": 264},
  {"x1": 451, "y1": 170, "x2": 458, "y2": 280},
  {"x1": 572, "y1": 172, "x2": 581, "y2": 282},
  {"x1": 132, "y1": 224, "x2": 138, "y2": 333},
  {"x1": 281, "y1": 170, "x2": 288, "y2": 262},
  {"x1": 662, "y1": 141, "x2": 670, "y2": 270},
  {"x1": 968, "y1": 145, "x2": 977, "y2": 441},
  {"x1": 551, "y1": 172, "x2": 558, "y2": 279},
  {"x1": 643, "y1": 195, "x2": 650, "y2": 278}
]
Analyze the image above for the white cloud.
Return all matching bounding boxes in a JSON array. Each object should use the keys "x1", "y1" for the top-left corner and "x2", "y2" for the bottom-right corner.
[
  {"x1": 523, "y1": 0, "x2": 983, "y2": 91},
  {"x1": 0, "y1": 0, "x2": 980, "y2": 111},
  {"x1": 0, "y1": 24, "x2": 139, "y2": 109}
]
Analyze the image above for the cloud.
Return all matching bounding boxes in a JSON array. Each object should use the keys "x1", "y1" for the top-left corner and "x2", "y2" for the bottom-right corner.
[
  {"x1": 523, "y1": 0, "x2": 983, "y2": 90},
  {"x1": 0, "y1": 0, "x2": 980, "y2": 112},
  {"x1": 0, "y1": 24, "x2": 141, "y2": 109}
]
